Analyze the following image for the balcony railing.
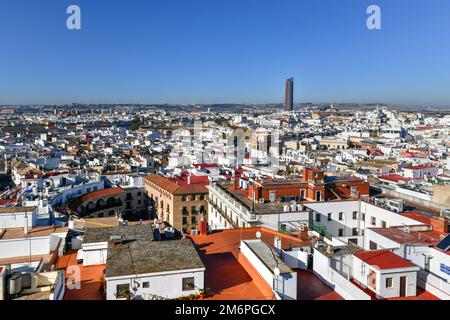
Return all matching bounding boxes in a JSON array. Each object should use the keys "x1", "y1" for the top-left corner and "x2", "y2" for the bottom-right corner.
[
  {"x1": 208, "y1": 200, "x2": 240, "y2": 228},
  {"x1": 209, "y1": 183, "x2": 257, "y2": 222}
]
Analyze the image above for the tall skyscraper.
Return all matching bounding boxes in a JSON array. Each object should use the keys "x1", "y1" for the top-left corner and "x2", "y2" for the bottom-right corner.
[{"x1": 285, "y1": 77, "x2": 294, "y2": 112}]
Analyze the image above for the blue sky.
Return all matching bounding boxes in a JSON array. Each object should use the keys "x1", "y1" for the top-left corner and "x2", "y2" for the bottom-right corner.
[{"x1": 1, "y1": 0, "x2": 450, "y2": 106}]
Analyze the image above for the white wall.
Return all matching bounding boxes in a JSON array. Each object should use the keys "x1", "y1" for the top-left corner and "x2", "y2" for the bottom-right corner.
[
  {"x1": 0, "y1": 237, "x2": 50, "y2": 259},
  {"x1": 106, "y1": 269, "x2": 204, "y2": 300},
  {"x1": 312, "y1": 248, "x2": 371, "y2": 300},
  {"x1": 0, "y1": 210, "x2": 37, "y2": 229},
  {"x1": 378, "y1": 270, "x2": 417, "y2": 298},
  {"x1": 364, "y1": 228, "x2": 401, "y2": 251},
  {"x1": 259, "y1": 211, "x2": 309, "y2": 232},
  {"x1": 352, "y1": 255, "x2": 418, "y2": 298},
  {"x1": 305, "y1": 201, "x2": 361, "y2": 239},
  {"x1": 51, "y1": 271, "x2": 66, "y2": 300},
  {"x1": 82, "y1": 242, "x2": 108, "y2": 266},
  {"x1": 282, "y1": 249, "x2": 309, "y2": 270},
  {"x1": 360, "y1": 202, "x2": 423, "y2": 229},
  {"x1": 241, "y1": 240, "x2": 297, "y2": 300},
  {"x1": 429, "y1": 248, "x2": 450, "y2": 282}
]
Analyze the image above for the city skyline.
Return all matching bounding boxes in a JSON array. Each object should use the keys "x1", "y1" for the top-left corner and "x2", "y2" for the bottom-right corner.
[{"x1": 1, "y1": 1, "x2": 450, "y2": 107}]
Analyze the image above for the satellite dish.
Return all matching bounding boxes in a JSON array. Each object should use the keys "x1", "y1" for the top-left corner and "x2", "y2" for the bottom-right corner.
[
  {"x1": 274, "y1": 267, "x2": 281, "y2": 277},
  {"x1": 256, "y1": 231, "x2": 262, "y2": 239}
]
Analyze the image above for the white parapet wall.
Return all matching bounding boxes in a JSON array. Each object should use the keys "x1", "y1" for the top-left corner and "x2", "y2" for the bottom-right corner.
[
  {"x1": 240, "y1": 239, "x2": 297, "y2": 300},
  {"x1": 313, "y1": 248, "x2": 371, "y2": 300}
]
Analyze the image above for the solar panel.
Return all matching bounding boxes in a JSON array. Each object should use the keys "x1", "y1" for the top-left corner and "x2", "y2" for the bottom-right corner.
[{"x1": 436, "y1": 234, "x2": 450, "y2": 252}]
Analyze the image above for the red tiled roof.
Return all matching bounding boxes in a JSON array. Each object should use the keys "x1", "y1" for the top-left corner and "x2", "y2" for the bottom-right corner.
[
  {"x1": 0, "y1": 199, "x2": 18, "y2": 205},
  {"x1": 77, "y1": 187, "x2": 123, "y2": 203},
  {"x1": 416, "y1": 126, "x2": 434, "y2": 131},
  {"x1": 378, "y1": 174, "x2": 411, "y2": 183},
  {"x1": 400, "y1": 212, "x2": 432, "y2": 225},
  {"x1": 404, "y1": 165, "x2": 434, "y2": 170},
  {"x1": 67, "y1": 187, "x2": 124, "y2": 213},
  {"x1": 353, "y1": 250, "x2": 416, "y2": 270},
  {"x1": 168, "y1": 172, "x2": 210, "y2": 186},
  {"x1": 193, "y1": 163, "x2": 219, "y2": 169},
  {"x1": 146, "y1": 174, "x2": 208, "y2": 195},
  {"x1": 370, "y1": 227, "x2": 442, "y2": 246}
]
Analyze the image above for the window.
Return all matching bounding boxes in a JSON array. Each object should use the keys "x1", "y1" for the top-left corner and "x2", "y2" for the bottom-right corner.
[
  {"x1": 327, "y1": 213, "x2": 332, "y2": 221},
  {"x1": 381, "y1": 220, "x2": 387, "y2": 228},
  {"x1": 352, "y1": 228, "x2": 358, "y2": 236},
  {"x1": 369, "y1": 241, "x2": 377, "y2": 250},
  {"x1": 338, "y1": 212, "x2": 343, "y2": 221},
  {"x1": 386, "y1": 277, "x2": 393, "y2": 288},
  {"x1": 315, "y1": 213, "x2": 321, "y2": 222},
  {"x1": 192, "y1": 216, "x2": 197, "y2": 224},
  {"x1": 370, "y1": 217, "x2": 376, "y2": 226},
  {"x1": 182, "y1": 217, "x2": 188, "y2": 225},
  {"x1": 315, "y1": 191, "x2": 322, "y2": 201},
  {"x1": 137, "y1": 191, "x2": 141, "y2": 196},
  {"x1": 98, "y1": 213, "x2": 104, "y2": 218},
  {"x1": 338, "y1": 228, "x2": 344, "y2": 237},
  {"x1": 348, "y1": 238, "x2": 358, "y2": 245},
  {"x1": 199, "y1": 194, "x2": 205, "y2": 201},
  {"x1": 182, "y1": 277, "x2": 195, "y2": 291},
  {"x1": 116, "y1": 284, "x2": 130, "y2": 298},
  {"x1": 142, "y1": 281, "x2": 149, "y2": 288},
  {"x1": 182, "y1": 196, "x2": 187, "y2": 201},
  {"x1": 300, "y1": 189, "x2": 306, "y2": 200},
  {"x1": 353, "y1": 211, "x2": 358, "y2": 219},
  {"x1": 108, "y1": 210, "x2": 114, "y2": 216}
]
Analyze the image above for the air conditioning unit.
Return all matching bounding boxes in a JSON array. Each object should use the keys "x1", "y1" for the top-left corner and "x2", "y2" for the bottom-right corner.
[
  {"x1": 259, "y1": 198, "x2": 265, "y2": 204},
  {"x1": 191, "y1": 229, "x2": 198, "y2": 235},
  {"x1": 283, "y1": 205, "x2": 290, "y2": 212}
]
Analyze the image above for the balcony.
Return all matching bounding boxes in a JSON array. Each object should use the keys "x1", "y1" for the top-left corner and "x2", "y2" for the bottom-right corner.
[
  {"x1": 208, "y1": 200, "x2": 240, "y2": 228},
  {"x1": 209, "y1": 184, "x2": 257, "y2": 222}
]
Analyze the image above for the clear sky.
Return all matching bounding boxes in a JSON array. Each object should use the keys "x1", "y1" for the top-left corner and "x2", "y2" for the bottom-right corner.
[{"x1": 1, "y1": 0, "x2": 450, "y2": 106}]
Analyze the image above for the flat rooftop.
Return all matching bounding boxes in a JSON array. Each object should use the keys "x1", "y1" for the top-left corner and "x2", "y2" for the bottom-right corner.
[
  {"x1": 0, "y1": 225, "x2": 68, "y2": 240},
  {"x1": 244, "y1": 240, "x2": 292, "y2": 274},
  {"x1": 57, "y1": 251, "x2": 105, "y2": 300},
  {"x1": 370, "y1": 227, "x2": 443, "y2": 246},
  {"x1": 73, "y1": 217, "x2": 153, "y2": 229},
  {"x1": 105, "y1": 239, "x2": 205, "y2": 278},
  {"x1": 82, "y1": 224, "x2": 154, "y2": 244},
  {"x1": 190, "y1": 227, "x2": 339, "y2": 300},
  {"x1": 218, "y1": 183, "x2": 310, "y2": 215},
  {"x1": 0, "y1": 206, "x2": 36, "y2": 214}
]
